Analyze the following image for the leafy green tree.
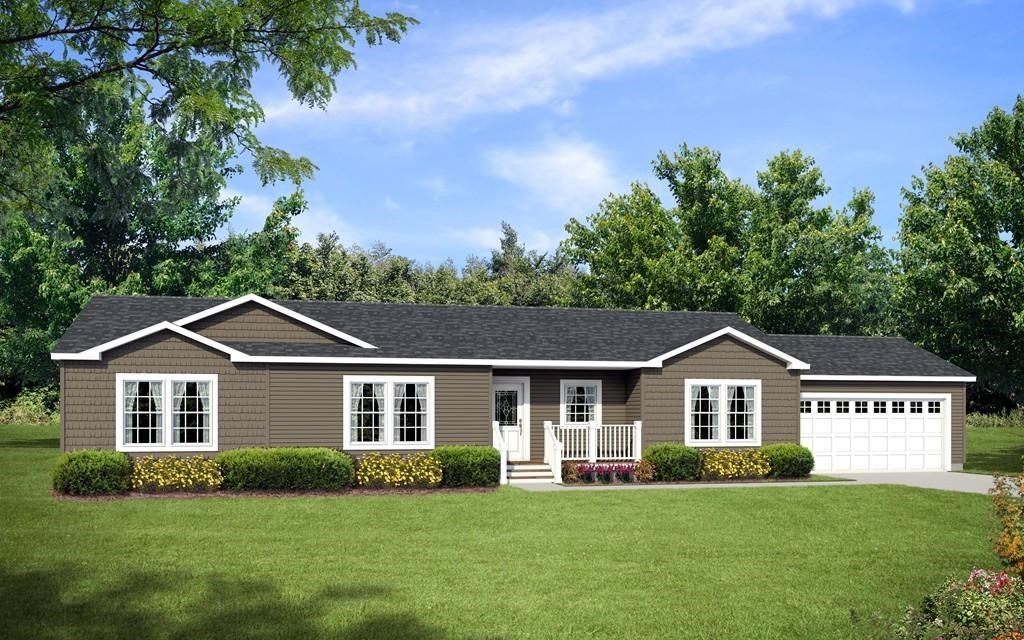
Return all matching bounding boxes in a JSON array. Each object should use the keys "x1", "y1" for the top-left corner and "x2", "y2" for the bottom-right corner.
[
  {"x1": 896, "y1": 96, "x2": 1024, "y2": 399},
  {"x1": 1, "y1": 0, "x2": 416, "y2": 219},
  {"x1": 744, "y1": 151, "x2": 891, "y2": 334}
]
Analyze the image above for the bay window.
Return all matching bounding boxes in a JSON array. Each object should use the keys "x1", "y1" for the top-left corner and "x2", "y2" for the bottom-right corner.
[
  {"x1": 343, "y1": 376, "x2": 434, "y2": 449},
  {"x1": 685, "y1": 379, "x2": 761, "y2": 446},
  {"x1": 116, "y1": 374, "x2": 218, "y2": 451}
]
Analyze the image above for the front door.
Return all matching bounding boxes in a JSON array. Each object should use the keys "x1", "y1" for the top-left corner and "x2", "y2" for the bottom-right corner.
[{"x1": 493, "y1": 379, "x2": 529, "y2": 461}]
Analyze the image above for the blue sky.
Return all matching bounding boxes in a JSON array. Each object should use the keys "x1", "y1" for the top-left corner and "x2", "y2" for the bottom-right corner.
[{"x1": 225, "y1": 0, "x2": 1024, "y2": 265}]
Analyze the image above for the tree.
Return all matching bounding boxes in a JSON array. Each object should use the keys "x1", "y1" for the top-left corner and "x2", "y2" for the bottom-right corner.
[
  {"x1": 563, "y1": 145, "x2": 891, "y2": 333},
  {"x1": 743, "y1": 151, "x2": 892, "y2": 334},
  {"x1": 895, "y1": 96, "x2": 1024, "y2": 400},
  {"x1": 1, "y1": 0, "x2": 416, "y2": 220}
]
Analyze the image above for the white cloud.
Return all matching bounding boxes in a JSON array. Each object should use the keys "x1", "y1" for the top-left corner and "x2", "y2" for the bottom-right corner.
[
  {"x1": 414, "y1": 176, "x2": 457, "y2": 198},
  {"x1": 264, "y1": 0, "x2": 914, "y2": 128},
  {"x1": 381, "y1": 196, "x2": 401, "y2": 210},
  {"x1": 447, "y1": 227, "x2": 503, "y2": 251},
  {"x1": 484, "y1": 138, "x2": 618, "y2": 214}
]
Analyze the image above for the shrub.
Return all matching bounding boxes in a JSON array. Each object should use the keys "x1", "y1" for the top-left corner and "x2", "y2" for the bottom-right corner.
[
  {"x1": 217, "y1": 448, "x2": 354, "y2": 491},
  {"x1": 992, "y1": 474, "x2": 1024, "y2": 576},
  {"x1": 634, "y1": 459, "x2": 655, "y2": 483},
  {"x1": 130, "y1": 455, "x2": 222, "y2": 492},
  {"x1": 642, "y1": 444, "x2": 701, "y2": 481},
  {"x1": 865, "y1": 569, "x2": 1024, "y2": 639},
  {"x1": 429, "y1": 446, "x2": 500, "y2": 487},
  {"x1": 355, "y1": 452, "x2": 442, "y2": 488},
  {"x1": 699, "y1": 449, "x2": 770, "y2": 480},
  {"x1": 967, "y1": 409, "x2": 1024, "y2": 429},
  {"x1": 0, "y1": 386, "x2": 59, "y2": 424},
  {"x1": 53, "y1": 450, "x2": 131, "y2": 495},
  {"x1": 561, "y1": 461, "x2": 580, "y2": 483},
  {"x1": 759, "y1": 443, "x2": 814, "y2": 478}
]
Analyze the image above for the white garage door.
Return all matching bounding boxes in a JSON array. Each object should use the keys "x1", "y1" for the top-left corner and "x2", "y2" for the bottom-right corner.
[{"x1": 799, "y1": 395, "x2": 949, "y2": 472}]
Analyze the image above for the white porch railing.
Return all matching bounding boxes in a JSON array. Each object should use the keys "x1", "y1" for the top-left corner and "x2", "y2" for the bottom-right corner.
[
  {"x1": 544, "y1": 420, "x2": 642, "y2": 467},
  {"x1": 492, "y1": 420, "x2": 509, "y2": 485}
]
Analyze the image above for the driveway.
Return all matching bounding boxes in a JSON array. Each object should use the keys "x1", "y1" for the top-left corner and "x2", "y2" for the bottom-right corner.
[{"x1": 835, "y1": 472, "x2": 995, "y2": 495}]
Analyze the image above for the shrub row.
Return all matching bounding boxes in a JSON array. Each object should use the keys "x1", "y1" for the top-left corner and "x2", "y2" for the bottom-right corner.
[
  {"x1": 635, "y1": 442, "x2": 814, "y2": 482},
  {"x1": 53, "y1": 445, "x2": 500, "y2": 495}
]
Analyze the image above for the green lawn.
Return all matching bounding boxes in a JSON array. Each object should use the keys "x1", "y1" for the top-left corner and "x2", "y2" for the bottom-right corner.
[
  {"x1": 0, "y1": 423, "x2": 997, "y2": 640},
  {"x1": 965, "y1": 425, "x2": 1024, "y2": 474}
]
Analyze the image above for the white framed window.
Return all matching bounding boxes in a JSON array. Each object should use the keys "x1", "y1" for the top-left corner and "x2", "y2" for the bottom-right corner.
[
  {"x1": 854, "y1": 401, "x2": 868, "y2": 414},
  {"x1": 115, "y1": 373, "x2": 218, "y2": 452},
  {"x1": 800, "y1": 400, "x2": 812, "y2": 413},
  {"x1": 684, "y1": 379, "x2": 761, "y2": 446},
  {"x1": 928, "y1": 400, "x2": 941, "y2": 414},
  {"x1": 343, "y1": 376, "x2": 434, "y2": 450},
  {"x1": 873, "y1": 401, "x2": 886, "y2": 414},
  {"x1": 836, "y1": 401, "x2": 850, "y2": 414},
  {"x1": 559, "y1": 379, "x2": 603, "y2": 426},
  {"x1": 892, "y1": 401, "x2": 906, "y2": 414},
  {"x1": 817, "y1": 401, "x2": 831, "y2": 414},
  {"x1": 909, "y1": 401, "x2": 923, "y2": 414}
]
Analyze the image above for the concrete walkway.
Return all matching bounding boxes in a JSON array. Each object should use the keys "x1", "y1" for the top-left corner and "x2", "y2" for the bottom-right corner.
[{"x1": 512, "y1": 472, "x2": 995, "y2": 495}]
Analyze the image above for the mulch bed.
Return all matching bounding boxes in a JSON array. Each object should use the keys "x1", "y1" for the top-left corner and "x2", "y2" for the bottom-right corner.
[{"x1": 53, "y1": 485, "x2": 499, "y2": 501}]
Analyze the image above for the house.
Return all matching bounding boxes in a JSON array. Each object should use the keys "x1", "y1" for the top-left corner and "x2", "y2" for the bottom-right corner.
[{"x1": 51, "y1": 294, "x2": 975, "y2": 483}]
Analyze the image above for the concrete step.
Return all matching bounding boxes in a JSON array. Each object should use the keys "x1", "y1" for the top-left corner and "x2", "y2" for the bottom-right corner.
[
  {"x1": 507, "y1": 471, "x2": 554, "y2": 479},
  {"x1": 507, "y1": 463, "x2": 550, "y2": 472},
  {"x1": 508, "y1": 477, "x2": 558, "y2": 484}
]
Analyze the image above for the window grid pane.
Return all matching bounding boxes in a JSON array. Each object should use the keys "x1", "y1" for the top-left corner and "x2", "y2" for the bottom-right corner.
[
  {"x1": 909, "y1": 401, "x2": 923, "y2": 414},
  {"x1": 927, "y1": 401, "x2": 941, "y2": 414},
  {"x1": 124, "y1": 381, "x2": 163, "y2": 445},
  {"x1": 690, "y1": 385, "x2": 719, "y2": 441},
  {"x1": 726, "y1": 385, "x2": 755, "y2": 441},
  {"x1": 854, "y1": 401, "x2": 868, "y2": 414},
  {"x1": 394, "y1": 382, "x2": 428, "y2": 443},
  {"x1": 172, "y1": 381, "x2": 211, "y2": 444},
  {"x1": 836, "y1": 401, "x2": 850, "y2": 414},
  {"x1": 873, "y1": 401, "x2": 886, "y2": 414},
  {"x1": 892, "y1": 401, "x2": 905, "y2": 414},
  {"x1": 817, "y1": 401, "x2": 831, "y2": 414},
  {"x1": 800, "y1": 400, "x2": 811, "y2": 414},
  {"x1": 564, "y1": 385, "x2": 597, "y2": 424},
  {"x1": 351, "y1": 382, "x2": 385, "y2": 443}
]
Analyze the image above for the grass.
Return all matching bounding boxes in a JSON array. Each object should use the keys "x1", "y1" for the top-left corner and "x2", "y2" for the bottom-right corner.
[
  {"x1": 965, "y1": 423, "x2": 1024, "y2": 475},
  {"x1": 1, "y1": 422, "x2": 998, "y2": 640}
]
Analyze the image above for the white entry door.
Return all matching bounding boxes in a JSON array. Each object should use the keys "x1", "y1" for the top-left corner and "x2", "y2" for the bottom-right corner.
[
  {"x1": 493, "y1": 378, "x2": 529, "y2": 461},
  {"x1": 800, "y1": 394, "x2": 950, "y2": 472}
]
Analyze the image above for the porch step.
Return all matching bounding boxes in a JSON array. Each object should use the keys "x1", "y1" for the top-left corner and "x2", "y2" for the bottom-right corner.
[{"x1": 507, "y1": 462, "x2": 555, "y2": 483}]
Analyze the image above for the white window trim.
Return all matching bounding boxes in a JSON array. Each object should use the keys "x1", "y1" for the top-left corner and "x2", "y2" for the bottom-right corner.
[
  {"x1": 342, "y1": 375, "x2": 435, "y2": 450},
  {"x1": 559, "y1": 379, "x2": 603, "y2": 426},
  {"x1": 684, "y1": 378, "x2": 762, "y2": 447},
  {"x1": 115, "y1": 373, "x2": 219, "y2": 452}
]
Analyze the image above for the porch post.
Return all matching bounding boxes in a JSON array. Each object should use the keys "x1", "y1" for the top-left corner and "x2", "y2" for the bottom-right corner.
[
  {"x1": 633, "y1": 420, "x2": 643, "y2": 461},
  {"x1": 493, "y1": 420, "x2": 508, "y2": 486},
  {"x1": 588, "y1": 421, "x2": 598, "y2": 462}
]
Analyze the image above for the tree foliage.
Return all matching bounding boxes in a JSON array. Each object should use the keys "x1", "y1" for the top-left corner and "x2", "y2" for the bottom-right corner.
[
  {"x1": 563, "y1": 145, "x2": 892, "y2": 335},
  {"x1": 896, "y1": 96, "x2": 1024, "y2": 400}
]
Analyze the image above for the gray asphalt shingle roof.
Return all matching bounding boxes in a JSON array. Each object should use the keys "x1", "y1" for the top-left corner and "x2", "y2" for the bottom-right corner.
[{"x1": 53, "y1": 295, "x2": 972, "y2": 377}]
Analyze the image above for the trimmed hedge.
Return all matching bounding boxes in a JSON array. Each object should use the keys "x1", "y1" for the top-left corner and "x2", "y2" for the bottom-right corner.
[
  {"x1": 53, "y1": 450, "x2": 132, "y2": 495},
  {"x1": 430, "y1": 446, "x2": 500, "y2": 487},
  {"x1": 642, "y1": 443, "x2": 701, "y2": 481},
  {"x1": 759, "y1": 443, "x2": 815, "y2": 478},
  {"x1": 216, "y1": 447, "x2": 354, "y2": 491}
]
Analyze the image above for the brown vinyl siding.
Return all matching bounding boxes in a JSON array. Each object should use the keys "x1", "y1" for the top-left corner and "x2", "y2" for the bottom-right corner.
[
  {"x1": 493, "y1": 369, "x2": 630, "y2": 461},
  {"x1": 641, "y1": 337, "x2": 801, "y2": 448},
  {"x1": 799, "y1": 381, "x2": 967, "y2": 465},
  {"x1": 61, "y1": 331, "x2": 268, "y2": 451},
  {"x1": 625, "y1": 369, "x2": 642, "y2": 422},
  {"x1": 190, "y1": 302, "x2": 340, "y2": 343},
  {"x1": 269, "y1": 365, "x2": 492, "y2": 449}
]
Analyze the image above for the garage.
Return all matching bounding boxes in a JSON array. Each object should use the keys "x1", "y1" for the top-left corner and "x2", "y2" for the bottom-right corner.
[{"x1": 799, "y1": 393, "x2": 951, "y2": 472}]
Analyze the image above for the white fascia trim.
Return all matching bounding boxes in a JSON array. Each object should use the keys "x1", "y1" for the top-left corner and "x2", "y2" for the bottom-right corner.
[
  {"x1": 230, "y1": 355, "x2": 650, "y2": 369},
  {"x1": 50, "y1": 322, "x2": 246, "y2": 361},
  {"x1": 174, "y1": 293, "x2": 377, "y2": 349},
  {"x1": 648, "y1": 327, "x2": 811, "y2": 370},
  {"x1": 801, "y1": 375, "x2": 976, "y2": 383}
]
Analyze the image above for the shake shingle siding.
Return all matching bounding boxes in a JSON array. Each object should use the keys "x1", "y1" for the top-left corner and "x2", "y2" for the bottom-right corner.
[
  {"x1": 641, "y1": 337, "x2": 801, "y2": 447},
  {"x1": 799, "y1": 381, "x2": 966, "y2": 465},
  {"x1": 190, "y1": 302, "x2": 339, "y2": 344},
  {"x1": 61, "y1": 331, "x2": 268, "y2": 451},
  {"x1": 269, "y1": 365, "x2": 492, "y2": 449}
]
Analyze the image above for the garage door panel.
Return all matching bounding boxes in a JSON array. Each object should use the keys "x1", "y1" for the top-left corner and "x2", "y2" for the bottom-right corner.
[{"x1": 801, "y1": 395, "x2": 946, "y2": 473}]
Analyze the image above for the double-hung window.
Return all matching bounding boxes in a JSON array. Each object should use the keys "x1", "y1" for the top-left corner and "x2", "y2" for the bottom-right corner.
[
  {"x1": 116, "y1": 373, "x2": 218, "y2": 452},
  {"x1": 559, "y1": 380, "x2": 603, "y2": 426},
  {"x1": 685, "y1": 379, "x2": 761, "y2": 446},
  {"x1": 343, "y1": 376, "x2": 434, "y2": 450}
]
